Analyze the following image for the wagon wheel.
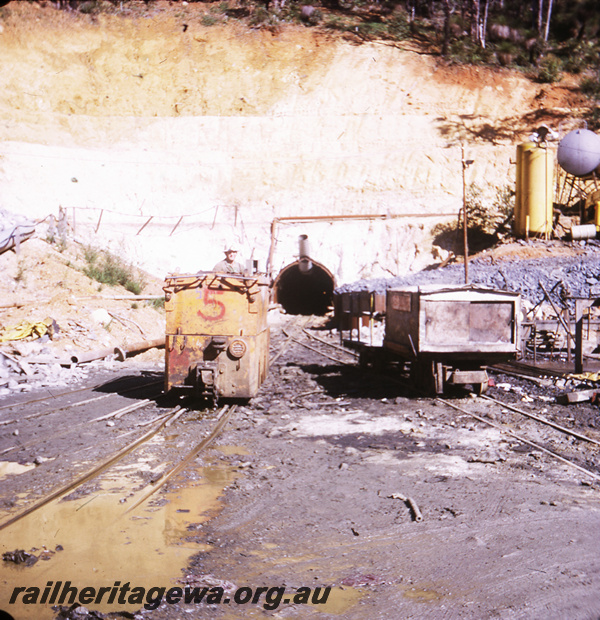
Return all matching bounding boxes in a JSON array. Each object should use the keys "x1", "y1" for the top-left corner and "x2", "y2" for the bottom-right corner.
[
  {"x1": 474, "y1": 380, "x2": 488, "y2": 396},
  {"x1": 411, "y1": 360, "x2": 437, "y2": 394},
  {"x1": 433, "y1": 362, "x2": 444, "y2": 395}
]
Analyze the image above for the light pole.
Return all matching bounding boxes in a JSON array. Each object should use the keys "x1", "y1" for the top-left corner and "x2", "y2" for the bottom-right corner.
[{"x1": 461, "y1": 146, "x2": 474, "y2": 284}]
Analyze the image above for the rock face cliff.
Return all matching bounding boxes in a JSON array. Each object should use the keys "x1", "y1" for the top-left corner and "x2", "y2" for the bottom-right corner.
[{"x1": 0, "y1": 2, "x2": 587, "y2": 284}]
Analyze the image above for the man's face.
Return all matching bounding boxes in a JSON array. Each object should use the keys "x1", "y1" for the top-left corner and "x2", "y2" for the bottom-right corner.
[{"x1": 225, "y1": 251, "x2": 237, "y2": 263}]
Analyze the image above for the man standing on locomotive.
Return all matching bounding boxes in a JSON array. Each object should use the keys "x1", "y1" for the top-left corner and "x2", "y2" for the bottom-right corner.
[{"x1": 213, "y1": 248, "x2": 245, "y2": 274}]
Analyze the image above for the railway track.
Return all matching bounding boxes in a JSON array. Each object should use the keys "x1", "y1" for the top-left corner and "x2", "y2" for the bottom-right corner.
[
  {"x1": 0, "y1": 319, "x2": 300, "y2": 534},
  {"x1": 381, "y1": 363, "x2": 600, "y2": 484},
  {"x1": 281, "y1": 328, "x2": 600, "y2": 488},
  {"x1": 437, "y1": 392, "x2": 600, "y2": 483},
  {"x1": 0, "y1": 373, "x2": 241, "y2": 532},
  {"x1": 277, "y1": 317, "x2": 360, "y2": 367},
  {"x1": 0, "y1": 378, "x2": 165, "y2": 456},
  {"x1": 2, "y1": 318, "x2": 596, "y2": 539},
  {"x1": 0, "y1": 401, "x2": 238, "y2": 531},
  {"x1": 0, "y1": 405, "x2": 182, "y2": 531},
  {"x1": 0, "y1": 379, "x2": 164, "y2": 428}
]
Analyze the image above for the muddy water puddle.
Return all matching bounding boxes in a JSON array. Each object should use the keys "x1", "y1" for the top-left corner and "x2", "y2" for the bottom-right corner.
[
  {"x1": 402, "y1": 586, "x2": 441, "y2": 601},
  {"x1": 309, "y1": 586, "x2": 364, "y2": 614},
  {"x1": 0, "y1": 460, "x2": 236, "y2": 619},
  {"x1": 232, "y1": 545, "x2": 366, "y2": 616},
  {"x1": 0, "y1": 461, "x2": 35, "y2": 481}
]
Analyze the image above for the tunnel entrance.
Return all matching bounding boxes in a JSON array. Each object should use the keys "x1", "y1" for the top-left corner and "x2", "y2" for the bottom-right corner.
[{"x1": 273, "y1": 260, "x2": 335, "y2": 316}]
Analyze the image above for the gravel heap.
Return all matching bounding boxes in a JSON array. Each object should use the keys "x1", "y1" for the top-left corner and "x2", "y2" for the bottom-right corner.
[{"x1": 337, "y1": 249, "x2": 600, "y2": 307}]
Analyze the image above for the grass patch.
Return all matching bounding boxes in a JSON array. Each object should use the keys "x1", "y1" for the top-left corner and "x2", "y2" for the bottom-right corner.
[
  {"x1": 83, "y1": 247, "x2": 146, "y2": 295},
  {"x1": 534, "y1": 56, "x2": 562, "y2": 83},
  {"x1": 201, "y1": 14, "x2": 220, "y2": 27},
  {"x1": 147, "y1": 297, "x2": 165, "y2": 310}
]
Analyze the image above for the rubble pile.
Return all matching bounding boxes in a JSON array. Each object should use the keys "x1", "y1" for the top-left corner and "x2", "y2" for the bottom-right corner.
[
  {"x1": 337, "y1": 247, "x2": 600, "y2": 307},
  {"x1": 0, "y1": 231, "x2": 166, "y2": 397},
  {"x1": 0, "y1": 350, "x2": 105, "y2": 396}
]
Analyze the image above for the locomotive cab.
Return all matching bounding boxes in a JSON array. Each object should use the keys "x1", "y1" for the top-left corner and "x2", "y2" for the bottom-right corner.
[{"x1": 164, "y1": 272, "x2": 270, "y2": 402}]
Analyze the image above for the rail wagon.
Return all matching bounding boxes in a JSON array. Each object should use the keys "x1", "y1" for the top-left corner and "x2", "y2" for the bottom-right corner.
[
  {"x1": 384, "y1": 285, "x2": 521, "y2": 394},
  {"x1": 164, "y1": 272, "x2": 270, "y2": 401}
]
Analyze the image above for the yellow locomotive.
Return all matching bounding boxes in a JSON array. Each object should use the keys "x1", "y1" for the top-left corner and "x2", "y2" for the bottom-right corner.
[{"x1": 163, "y1": 272, "x2": 270, "y2": 401}]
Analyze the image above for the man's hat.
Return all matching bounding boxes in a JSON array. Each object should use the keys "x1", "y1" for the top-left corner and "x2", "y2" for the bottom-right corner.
[{"x1": 224, "y1": 248, "x2": 237, "y2": 253}]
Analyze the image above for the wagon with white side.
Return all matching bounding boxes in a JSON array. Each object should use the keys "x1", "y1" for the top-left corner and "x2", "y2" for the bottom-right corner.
[{"x1": 383, "y1": 285, "x2": 521, "y2": 394}]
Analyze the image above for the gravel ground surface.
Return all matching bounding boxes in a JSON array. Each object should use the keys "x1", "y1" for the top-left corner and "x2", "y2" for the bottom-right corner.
[
  {"x1": 1, "y1": 316, "x2": 600, "y2": 620},
  {"x1": 141, "y1": 322, "x2": 600, "y2": 620},
  {"x1": 337, "y1": 240, "x2": 600, "y2": 308}
]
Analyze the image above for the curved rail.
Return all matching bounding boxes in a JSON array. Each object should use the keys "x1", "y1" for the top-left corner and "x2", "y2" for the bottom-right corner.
[
  {"x1": 480, "y1": 393, "x2": 600, "y2": 448},
  {"x1": 0, "y1": 407, "x2": 183, "y2": 531},
  {"x1": 127, "y1": 404, "x2": 238, "y2": 512},
  {"x1": 368, "y1": 363, "x2": 600, "y2": 484},
  {"x1": 437, "y1": 396, "x2": 600, "y2": 482}
]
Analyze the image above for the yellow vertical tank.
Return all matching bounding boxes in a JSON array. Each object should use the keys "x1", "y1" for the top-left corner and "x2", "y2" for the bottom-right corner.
[
  {"x1": 587, "y1": 190, "x2": 600, "y2": 230},
  {"x1": 514, "y1": 142, "x2": 535, "y2": 237},
  {"x1": 515, "y1": 142, "x2": 554, "y2": 238}
]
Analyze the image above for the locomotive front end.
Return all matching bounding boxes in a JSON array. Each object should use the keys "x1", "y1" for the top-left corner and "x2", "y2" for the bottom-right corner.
[{"x1": 164, "y1": 272, "x2": 270, "y2": 401}]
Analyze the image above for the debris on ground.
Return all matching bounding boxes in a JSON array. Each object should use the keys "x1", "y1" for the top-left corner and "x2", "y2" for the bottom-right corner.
[
  {"x1": 0, "y1": 233, "x2": 165, "y2": 394},
  {"x1": 0, "y1": 208, "x2": 35, "y2": 256},
  {"x1": 2, "y1": 548, "x2": 38, "y2": 566}
]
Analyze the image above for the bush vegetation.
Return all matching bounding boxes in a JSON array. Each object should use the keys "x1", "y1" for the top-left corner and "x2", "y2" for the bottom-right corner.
[
  {"x1": 83, "y1": 246, "x2": 146, "y2": 295},
  {"x1": 432, "y1": 183, "x2": 515, "y2": 255},
  {"x1": 31, "y1": 0, "x2": 600, "y2": 126}
]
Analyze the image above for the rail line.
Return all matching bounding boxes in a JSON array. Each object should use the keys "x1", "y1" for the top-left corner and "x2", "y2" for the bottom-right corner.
[
  {"x1": 353, "y1": 358, "x2": 600, "y2": 485},
  {"x1": 0, "y1": 315, "x2": 311, "y2": 532},
  {"x1": 440, "y1": 397, "x2": 600, "y2": 481},
  {"x1": 433, "y1": 385, "x2": 600, "y2": 482},
  {"x1": 480, "y1": 393, "x2": 600, "y2": 448},
  {"x1": 0, "y1": 378, "x2": 164, "y2": 427},
  {"x1": 0, "y1": 389, "x2": 164, "y2": 456},
  {"x1": 279, "y1": 320, "x2": 359, "y2": 367},
  {"x1": 0, "y1": 400, "x2": 239, "y2": 531},
  {"x1": 123, "y1": 316, "x2": 318, "y2": 510},
  {"x1": 0, "y1": 406, "x2": 182, "y2": 531},
  {"x1": 275, "y1": 321, "x2": 599, "y2": 483},
  {"x1": 0, "y1": 374, "x2": 143, "y2": 413},
  {"x1": 127, "y1": 404, "x2": 238, "y2": 512},
  {"x1": 270, "y1": 316, "x2": 313, "y2": 365}
]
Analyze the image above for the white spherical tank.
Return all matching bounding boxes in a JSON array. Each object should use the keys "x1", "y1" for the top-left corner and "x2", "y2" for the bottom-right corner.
[{"x1": 557, "y1": 129, "x2": 600, "y2": 177}]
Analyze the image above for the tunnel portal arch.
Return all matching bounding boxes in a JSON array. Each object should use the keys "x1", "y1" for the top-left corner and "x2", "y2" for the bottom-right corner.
[{"x1": 272, "y1": 260, "x2": 335, "y2": 316}]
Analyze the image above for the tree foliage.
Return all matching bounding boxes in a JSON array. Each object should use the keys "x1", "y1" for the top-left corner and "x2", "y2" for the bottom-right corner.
[{"x1": 46, "y1": 0, "x2": 600, "y2": 93}]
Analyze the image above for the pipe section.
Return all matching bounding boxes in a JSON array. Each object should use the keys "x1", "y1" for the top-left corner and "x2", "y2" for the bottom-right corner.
[
  {"x1": 70, "y1": 338, "x2": 165, "y2": 365},
  {"x1": 298, "y1": 234, "x2": 313, "y2": 274}
]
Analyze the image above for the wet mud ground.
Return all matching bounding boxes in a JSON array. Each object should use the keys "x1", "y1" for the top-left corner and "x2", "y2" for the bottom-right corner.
[{"x1": 1, "y1": 321, "x2": 600, "y2": 619}]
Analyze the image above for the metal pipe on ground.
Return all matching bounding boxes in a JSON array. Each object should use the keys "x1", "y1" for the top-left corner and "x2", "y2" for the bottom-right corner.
[
  {"x1": 114, "y1": 337, "x2": 165, "y2": 361},
  {"x1": 71, "y1": 338, "x2": 165, "y2": 365},
  {"x1": 70, "y1": 347, "x2": 118, "y2": 365}
]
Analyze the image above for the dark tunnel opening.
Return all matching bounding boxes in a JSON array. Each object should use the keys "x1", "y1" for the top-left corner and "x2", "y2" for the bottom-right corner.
[{"x1": 273, "y1": 261, "x2": 335, "y2": 316}]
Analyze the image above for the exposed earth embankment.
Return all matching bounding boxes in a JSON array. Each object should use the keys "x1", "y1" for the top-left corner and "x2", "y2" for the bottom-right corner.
[{"x1": 0, "y1": 1, "x2": 589, "y2": 281}]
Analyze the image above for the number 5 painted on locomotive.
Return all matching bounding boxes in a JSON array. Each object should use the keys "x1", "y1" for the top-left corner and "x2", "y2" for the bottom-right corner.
[{"x1": 196, "y1": 285, "x2": 226, "y2": 321}]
